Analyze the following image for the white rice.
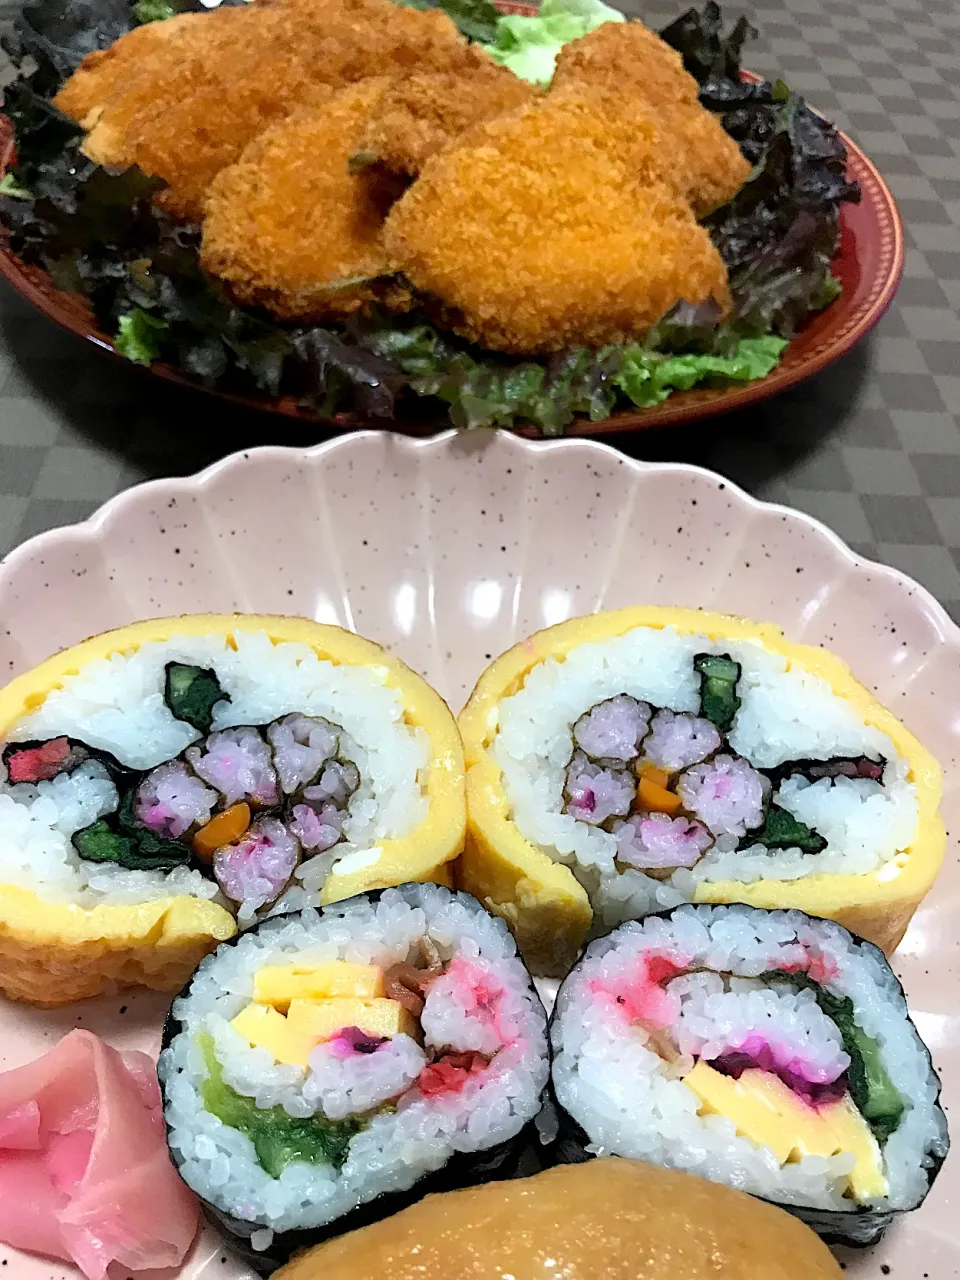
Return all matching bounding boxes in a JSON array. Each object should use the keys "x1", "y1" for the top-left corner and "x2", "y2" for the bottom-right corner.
[
  {"x1": 0, "y1": 632, "x2": 429, "y2": 908},
  {"x1": 551, "y1": 904, "x2": 948, "y2": 1213},
  {"x1": 159, "y1": 884, "x2": 548, "y2": 1238},
  {"x1": 492, "y1": 626, "x2": 917, "y2": 926}
]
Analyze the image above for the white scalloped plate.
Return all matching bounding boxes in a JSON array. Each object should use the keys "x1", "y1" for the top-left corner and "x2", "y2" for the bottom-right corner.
[{"x1": 0, "y1": 429, "x2": 957, "y2": 1280}]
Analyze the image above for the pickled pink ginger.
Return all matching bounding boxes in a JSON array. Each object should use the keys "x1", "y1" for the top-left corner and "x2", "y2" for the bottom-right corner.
[{"x1": 0, "y1": 1029, "x2": 199, "y2": 1279}]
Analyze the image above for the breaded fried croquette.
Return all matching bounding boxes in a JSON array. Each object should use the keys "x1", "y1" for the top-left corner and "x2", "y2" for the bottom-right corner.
[
  {"x1": 201, "y1": 81, "x2": 408, "y2": 323},
  {"x1": 53, "y1": 13, "x2": 203, "y2": 128},
  {"x1": 56, "y1": 0, "x2": 467, "y2": 223},
  {"x1": 358, "y1": 44, "x2": 539, "y2": 178},
  {"x1": 382, "y1": 90, "x2": 730, "y2": 355},
  {"x1": 551, "y1": 20, "x2": 700, "y2": 109},
  {"x1": 551, "y1": 23, "x2": 749, "y2": 216},
  {"x1": 654, "y1": 101, "x2": 751, "y2": 216}
]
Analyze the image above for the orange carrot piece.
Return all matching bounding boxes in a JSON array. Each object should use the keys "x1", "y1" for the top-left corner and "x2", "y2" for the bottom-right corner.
[
  {"x1": 637, "y1": 763, "x2": 671, "y2": 790},
  {"x1": 192, "y1": 802, "x2": 251, "y2": 862},
  {"x1": 637, "y1": 775, "x2": 683, "y2": 816}
]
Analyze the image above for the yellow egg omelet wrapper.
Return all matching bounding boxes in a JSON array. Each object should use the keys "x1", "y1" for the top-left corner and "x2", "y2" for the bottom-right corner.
[
  {"x1": 0, "y1": 614, "x2": 465, "y2": 1006},
  {"x1": 457, "y1": 607, "x2": 944, "y2": 977}
]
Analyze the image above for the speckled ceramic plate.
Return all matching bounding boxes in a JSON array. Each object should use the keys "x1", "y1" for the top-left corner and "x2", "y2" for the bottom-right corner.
[
  {"x1": 0, "y1": 430, "x2": 955, "y2": 1279},
  {"x1": 0, "y1": 8, "x2": 904, "y2": 438}
]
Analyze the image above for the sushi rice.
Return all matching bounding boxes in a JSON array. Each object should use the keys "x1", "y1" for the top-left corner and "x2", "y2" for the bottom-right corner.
[
  {"x1": 160, "y1": 884, "x2": 548, "y2": 1249},
  {"x1": 493, "y1": 624, "x2": 917, "y2": 928},
  {"x1": 0, "y1": 631, "x2": 428, "y2": 911},
  {"x1": 550, "y1": 904, "x2": 948, "y2": 1243}
]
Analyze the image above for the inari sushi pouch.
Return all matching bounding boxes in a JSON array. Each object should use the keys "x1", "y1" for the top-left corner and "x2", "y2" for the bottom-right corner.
[
  {"x1": 0, "y1": 615, "x2": 465, "y2": 1005},
  {"x1": 458, "y1": 607, "x2": 944, "y2": 975}
]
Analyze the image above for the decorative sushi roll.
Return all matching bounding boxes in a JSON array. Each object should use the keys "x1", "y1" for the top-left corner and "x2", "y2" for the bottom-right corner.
[
  {"x1": 549, "y1": 903, "x2": 948, "y2": 1246},
  {"x1": 0, "y1": 615, "x2": 464, "y2": 1005},
  {"x1": 458, "y1": 606, "x2": 944, "y2": 974},
  {"x1": 158, "y1": 883, "x2": 549, "y2": 1271}
]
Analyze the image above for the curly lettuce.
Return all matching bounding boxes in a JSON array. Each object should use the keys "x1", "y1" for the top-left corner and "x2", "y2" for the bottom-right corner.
[
  {"x1": 0, "y1": 0, "x2": 857, "y2": 433},
  {"x1": 485, "y1": 0, "x2": 624, "y2": 85}
]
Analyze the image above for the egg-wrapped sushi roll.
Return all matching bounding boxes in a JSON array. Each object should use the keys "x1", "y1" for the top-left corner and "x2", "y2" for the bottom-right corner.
[
  {"x1": 549, "y1": 903, "x2": 948, "y2": 1247},
  {"x1": 159, "y1": 883, "x2": 549, "y2": 1272},
  {"x1": 0, "y1": 615, "x2": 464, "y2": 1005},
  {"x1": 458, "y1": 606, "x2": 943, "y2": 975}
]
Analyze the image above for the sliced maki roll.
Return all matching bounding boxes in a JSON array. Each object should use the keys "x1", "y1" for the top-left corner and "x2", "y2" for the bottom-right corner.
[
  {"x1": 548, "y1": 903, "x2": 948, "y2": 1246},
  {"x1": 458, "y1": 606, "x2": 944, "y2": 975},
  {"x1": 0, "y1": 615, "x2": 464, "y2": 1005},
  {"x1": 159, "y1": 883, "x2": 549, "y2": 1272}
]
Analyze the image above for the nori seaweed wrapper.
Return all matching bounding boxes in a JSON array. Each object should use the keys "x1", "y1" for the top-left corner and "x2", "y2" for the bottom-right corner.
[
  {"x1": 159, "y1": 886, "x2": 549, "y2": 1274},
  {"x1": 546, "y1": 903, "x2": 948, "y2": 1248}
]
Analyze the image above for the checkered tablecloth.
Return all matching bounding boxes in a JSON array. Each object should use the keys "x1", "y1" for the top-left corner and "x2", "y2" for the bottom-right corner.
[{"x1": 0, "y1": 0, "x2": 959, "y2": 616}]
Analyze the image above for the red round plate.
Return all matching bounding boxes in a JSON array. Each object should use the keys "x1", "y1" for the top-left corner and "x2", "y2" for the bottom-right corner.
[{"x1": 0, "y1": 19, "x2": 903, "y2": 438}]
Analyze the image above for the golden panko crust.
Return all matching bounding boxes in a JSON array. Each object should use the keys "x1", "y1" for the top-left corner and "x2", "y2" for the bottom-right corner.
[
  {"x1": 551, "y1": 20, "x2": 701, "y2": 109},
  {"x1": 54, "y1": 12, "x2": 205, "y2": 127},
  {"x1": 201, "y1": 80, "x2": 408, "y2": 322},
  {"x1": 359, "y1": 45, "x2": 540, "y2": 178},
  {"x1": 651, "y1": 100, "x2": 751, "y2": 216},
  {"x1": 551, "y1": 23, "x2": 750, "y2": 216},
  {"x1": 383, "y1": 89, "x2": 731, "y2": 354},
  {"x1": 58, "y1": 0, "x2": 466, "y2": 223}
]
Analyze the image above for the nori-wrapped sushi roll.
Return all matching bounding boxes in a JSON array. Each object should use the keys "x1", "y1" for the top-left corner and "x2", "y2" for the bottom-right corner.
[
  {"x1": 548, "y1": 903, "x2": 948, "y2": 1247},
  {"x1": 159, "y1": 883, "x2": 549, "y2": 1272}
]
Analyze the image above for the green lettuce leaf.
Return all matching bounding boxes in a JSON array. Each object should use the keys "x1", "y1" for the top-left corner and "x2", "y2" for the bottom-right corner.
[
  {"x1": 358, "y1": 321, "x2": 785, "y2": 433},
  {"x1": 115, "y1": 308, "x2": 169, "y2": 365},
  {"x1": 613, "y1": 336, "x2": 786, "y2": 409},
  {"x1": 485, "y1": 0, "x2": 624, "y2": 85},
  {"x1": 133, "y1": 0, "x2": 177, "y2": 21},
  {"x1": 0, "y1": 173, "x2": 33, "y2": 200}
]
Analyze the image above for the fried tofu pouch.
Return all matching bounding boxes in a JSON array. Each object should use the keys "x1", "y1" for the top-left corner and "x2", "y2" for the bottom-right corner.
[
  {"x1": 0, "y1": 615, "x2": 465, "y2": 1006},
  {"x1": 457, "y1": 607, "x2": 945, "y2": 976},
  {"x1": 202, "y1": 81, "x2": 408, "y2": 322},
  {"x1": 551, "y1": 22, "x2": 750, "y2": 216},
  {"x1": 382, "y1": 89, "x2": 731, "y2": 354},
  {"x1": 358, "y1": 45, "x2": 540, "y2": 178},
  {"x1": 54, "y1": 0, "x2": 468, "y2": 222},
  {"x1": 275, "y1": 1159, "x2": 844, "y2": 1280}
]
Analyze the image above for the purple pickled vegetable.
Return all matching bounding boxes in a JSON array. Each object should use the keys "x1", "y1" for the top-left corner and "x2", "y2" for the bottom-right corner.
[
  {"x1": 187, "y1": 727, "x2": 280, "y2": 809},
  {"x1": 573, "y1": 695, "x2": 651, "y2": 764},
  {"x1": 304, "y1": 759, "x2": 360, "y2": 809},
  {"x1": 134, "y1": 761, "x2": 218, "y2": 840},
  {"x1": 212, "y1": 815, "x2": 299, "y2": 914},
  {"x1": 643, "y1": 709, "x2": 721, "y2": 772},
  {"x1": 677, "y1": 753, "x2": 768, "y2": 837},
  {"x1": 266, "y1": 714, "x2": 340, "y2": 795},
  {"x1": 614, "y1": 812, "x2": 713, "y2": 869},
  {"x1": 289, "y1": 801, "x2": 346, "y2": 853},
  {"x1": 710, "y1": 1047, "x2": 847, "y2": 1105},
  {"x1": 564, "y1": 750, "x2": 636, "y2": 825}
]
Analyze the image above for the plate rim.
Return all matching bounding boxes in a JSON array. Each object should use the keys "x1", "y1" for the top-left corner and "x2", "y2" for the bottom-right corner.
[
  {"x1": 1, "y1": 428, "x2": 955, "y2": 648},
  {"x1": 0, "y1": 54, "x2": 905, "y2": 437}
]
